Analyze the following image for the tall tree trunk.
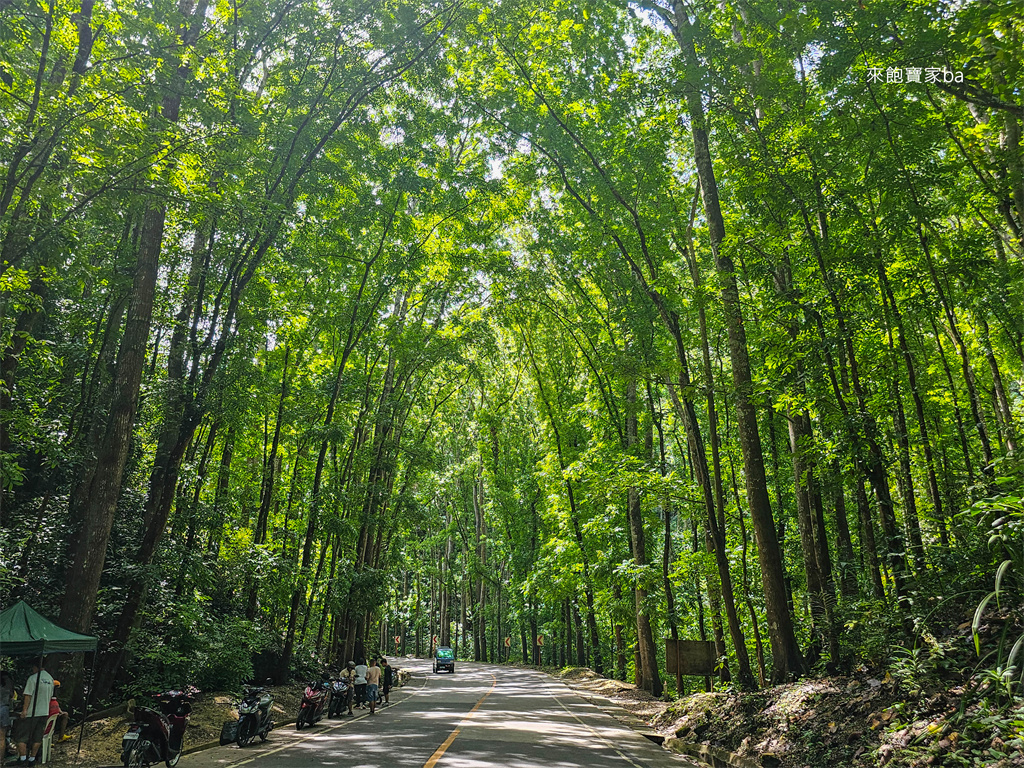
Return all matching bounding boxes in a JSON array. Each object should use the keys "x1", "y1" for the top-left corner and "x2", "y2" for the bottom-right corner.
[
  {"x1": 573, "y1": 601, "x2": 585, "y2": 667},
  {"x1": 729, "y1": 451, "x2": 767, "y2": 686},
  {"x1": 315, "y1": 537, "x2": 339, "y2": 653},
  {"x1": 652, "y1": 383, "x2": 681, "y2": 691},
  {"x1": 976, "y1": 313, "x2": 1017, "y2": 454},
  {"x1": 670, "y1": 4, "x2": 802, "y2": 682},
  {"x1": 281, "y1": 313, "x2": 368, "y2": 676},
  {"x1": 440, "y1": 538, "x2": 451, "y2": 646},
  {"x1": 415, "y1": 576, "x2": 422, "y2": 658},
  {"x1": 775, "y1": 257, "x2": 837, "y2": 659},
  {"x1": 879, "y1": 266, "x2": 948, "y2": 547},
  {"x1": 59, "y1": 211, "x2": 157, "y2": 639},
  {"x1": 787, "y1": 409, "x2": 833, "y2": 661},
  {"x1": 919, "y1": 231, "x2": 994, "y2": 472},
  {"x1": 207, "y1": 426, "x2": 235, "y2": 555},
  {"x1": 927, "y1": 313, "x2": 975, "y2": 486},
  {"x1": 247, "y1": 347, "x2": 291, "y2": 618},
  {"x1": 666, "y1": 381, "x2": 752, "y2": 687},
  {"x1": 613, "y1": 583, "x2": 626, "y2": 681},
  {"x1": 462, "y1": 567, "x2": 470, "y2": 660},
  {"x1": 174, "y1": 423, "x2": 218, "y2": 597},
  {"x1": 676, "y1": 205, "x2": 752, "y2": 686},
  {"x1": 856, "y1": 479, "x2": 885, "y2": 600},
  {"x1": 832, "y1": 473, "x2": 858, "y2": 598},
  {"x1": 625, "y1": 377, "x2": 662, "y2": 696},
  {"x1": 889, "y1": 373, "x2": 927, "y2": 570},
  {"x1": 522, "y1": 332, "x2": 604, "y2": 673},
  {"x1": 475, "y1": 475, "x2": 488, "y2": 663}
]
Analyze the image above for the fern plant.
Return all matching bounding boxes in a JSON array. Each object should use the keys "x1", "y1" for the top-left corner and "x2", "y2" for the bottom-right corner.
[{"x1": 969, "y1": 482, "x2": 1024, "y2": 703}]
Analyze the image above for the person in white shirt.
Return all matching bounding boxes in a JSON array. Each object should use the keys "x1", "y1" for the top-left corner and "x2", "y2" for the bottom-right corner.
[
  {"x1": 353, "y1": 660, "x2": 368, "y2": 709},
  {"x1": 364, "y1": 659, "x2": 381, "y2": 715},
  {"x1": 15, "y1": 660, "x2": 54, "y2": 765}
]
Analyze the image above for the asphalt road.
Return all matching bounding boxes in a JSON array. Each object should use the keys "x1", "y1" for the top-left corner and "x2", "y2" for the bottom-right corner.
[{"x1": 185, "y1": 659, "x2": 700, "y2": 768}]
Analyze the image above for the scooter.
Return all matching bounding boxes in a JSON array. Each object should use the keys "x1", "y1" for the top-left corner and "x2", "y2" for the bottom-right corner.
[
  {"x1": 295, "y1": 679, "x2": 329, "y2": 729},
  {"x1": 328, "y1": 677, "x2": 350, "y2": 718},
  {"x1": 121, "y1": 686, "x2": 197, "y2": 768},
  {"x1": 234, "y1": 680, "x2": 275, "y2": 746}
]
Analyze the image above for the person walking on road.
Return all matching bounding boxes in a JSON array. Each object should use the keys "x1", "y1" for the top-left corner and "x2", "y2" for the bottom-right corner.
[
  {"x1": 353, "y1": 659, "x2": 368, "y2": 710},
  {"x1": 381, "y1": 659, "x2": 393, "y2": 706},
  {"x1": 364, "y1": 659, "x2": 381, "y2": 715}
]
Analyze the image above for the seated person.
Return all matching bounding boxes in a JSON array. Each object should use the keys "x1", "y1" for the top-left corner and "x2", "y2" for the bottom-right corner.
[{"x1": 49, "y1": 682, "x2": 70, "y2": 741}]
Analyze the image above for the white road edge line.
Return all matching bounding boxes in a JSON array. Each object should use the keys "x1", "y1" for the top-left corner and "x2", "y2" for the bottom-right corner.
[
  {"x1": 552, "y1": 690, "x2": 647, "y2": 768},
  {"x1": 227, "y1": 673, "x2": 430, "y2": 767}
]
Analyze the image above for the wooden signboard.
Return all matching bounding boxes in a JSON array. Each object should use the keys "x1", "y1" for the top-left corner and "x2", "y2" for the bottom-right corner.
[{"x1": 665, "y1": 639, "x2": 716, "y2": 676}]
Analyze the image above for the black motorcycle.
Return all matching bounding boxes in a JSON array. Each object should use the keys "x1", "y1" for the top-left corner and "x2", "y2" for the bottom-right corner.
[
  {"x1": 328, "y1": 677, "x2": 350, "y2": 718},
  {"x1": 234, "y1": 680, "x2": 275, "y2": 746},
  {"x1": 121, "y1": 687, "x2": 197, "y2": 768}
]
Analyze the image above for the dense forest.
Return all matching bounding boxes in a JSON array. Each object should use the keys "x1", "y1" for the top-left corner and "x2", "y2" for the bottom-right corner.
[{"x1": 0, "y1": 0, "x2": 1021, "y2": 737}]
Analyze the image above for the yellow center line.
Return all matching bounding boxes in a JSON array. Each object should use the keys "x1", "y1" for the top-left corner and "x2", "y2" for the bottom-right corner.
[{"x1": 422, "y1": 674, "x2": 497, "y2": 768}]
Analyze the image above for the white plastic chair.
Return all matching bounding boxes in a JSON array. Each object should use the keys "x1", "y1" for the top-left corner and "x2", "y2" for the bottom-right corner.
[{"x1": 39, "y1": 713, "x2": 59, "y2": 765}]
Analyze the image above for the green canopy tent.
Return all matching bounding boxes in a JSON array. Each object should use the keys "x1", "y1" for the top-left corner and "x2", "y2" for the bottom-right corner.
[
  {"x1": 0, "y1": 601, "x2": 99, "y2": 762},
  {"x1": 0, "y1": 602, "x2": 98, "y2": 656}
]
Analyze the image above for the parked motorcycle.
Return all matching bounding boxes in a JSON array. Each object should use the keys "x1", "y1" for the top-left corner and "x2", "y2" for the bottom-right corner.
[
  {"x1": 121, "y1": 686, "x2": 198, "y2": 768},
  {"x1": 295, "y1": 679, "x2": 329, "y2": 729},
  {"x1": 234, "y1": 680, "x2": 275, "y2": 746},
  {"x1": 328, "y1": 677, "x2": 350, "y2": 718}
]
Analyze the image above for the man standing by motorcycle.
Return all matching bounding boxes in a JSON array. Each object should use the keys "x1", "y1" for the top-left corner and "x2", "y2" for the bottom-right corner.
[
  {"x1": 352, "y1": 660, "x2": 368, "y2": 710},
  {"x1": 338, "y1": 664, "x2": 356, "y2": 717}
]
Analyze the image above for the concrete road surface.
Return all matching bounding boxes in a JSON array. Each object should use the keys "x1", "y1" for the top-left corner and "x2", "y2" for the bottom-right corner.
[{"x1": 184, "y1": 659, "x2": 700, "y2": 768}]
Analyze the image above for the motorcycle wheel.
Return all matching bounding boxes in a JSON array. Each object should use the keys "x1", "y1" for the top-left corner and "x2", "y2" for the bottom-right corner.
[
  {"x1": 295, "y1": 715, "x2": 304, "y2": 731},
  {"x1": 237, "y1": 717, "x2": 256, "y2": 747},
  {"x1": 259, "y1": 725, "x2": 270, "y2": 743},
  {"x1": 123, "y1": 740, "x2": 150, "y2": 768}
]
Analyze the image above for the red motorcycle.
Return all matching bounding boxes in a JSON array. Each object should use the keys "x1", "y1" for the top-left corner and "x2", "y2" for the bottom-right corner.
[
  {"x1": 295, "y1": 679, "x2": 329, "y2": 729},
  {"x1": 121, "y1": 687, "x2": 198, "y2": 767}
]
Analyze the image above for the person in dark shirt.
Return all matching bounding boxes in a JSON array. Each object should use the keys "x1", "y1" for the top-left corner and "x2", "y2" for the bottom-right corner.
[
  {"x1": 1, "y1": 670, "x2": 14, "y2": 763},
  {"x1": 338, "y1": 663, "x2": 356, "y2": 717},
  {"x1": 381, "y1": 659, "x2": 394, "y2": 706}
]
